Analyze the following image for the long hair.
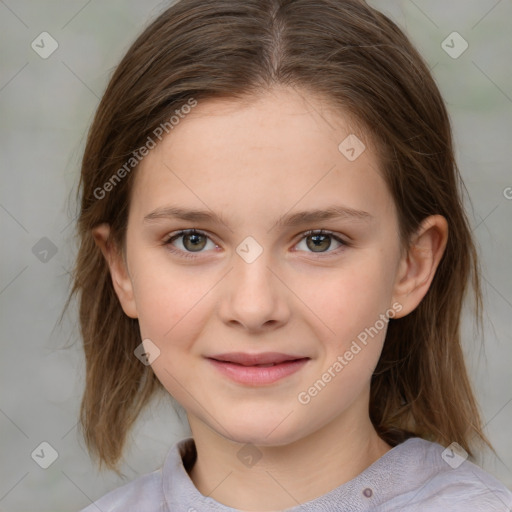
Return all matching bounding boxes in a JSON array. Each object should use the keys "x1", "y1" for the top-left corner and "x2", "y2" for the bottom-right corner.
[{"x1": 67, "y1": 0, "x2": 492, "y2": 473}]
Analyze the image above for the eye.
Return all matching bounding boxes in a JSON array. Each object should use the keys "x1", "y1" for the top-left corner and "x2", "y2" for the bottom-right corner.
[
  {"x1": 163, "y1": 228, "x2": 347, "y2": 260},
  {"x1": 294, "y1": 229, "x2": 346, "y2": 255},
  {"x1": 163, "y1": 229, "x2": 217, "y2": 259}
]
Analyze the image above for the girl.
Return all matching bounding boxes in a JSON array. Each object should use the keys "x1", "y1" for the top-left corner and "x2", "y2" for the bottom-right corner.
[{"x1": 71, "y1": 0, "x2": 512, "y2": 510}]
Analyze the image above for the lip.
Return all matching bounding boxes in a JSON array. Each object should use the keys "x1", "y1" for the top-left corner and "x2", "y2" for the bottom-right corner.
[{"x1": 206, "y1": 352, "x2": 310, "y2": 385}]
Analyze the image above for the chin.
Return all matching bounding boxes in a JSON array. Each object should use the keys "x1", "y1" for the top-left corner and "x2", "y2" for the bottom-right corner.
[{"x1": 214, "y1": 415, "x2": 308, "y2": 448}]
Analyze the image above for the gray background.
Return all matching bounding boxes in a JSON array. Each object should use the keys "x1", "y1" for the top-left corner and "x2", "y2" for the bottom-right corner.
[{"x1": 0, "y1": 1, "x2": 511, "y2": 510}]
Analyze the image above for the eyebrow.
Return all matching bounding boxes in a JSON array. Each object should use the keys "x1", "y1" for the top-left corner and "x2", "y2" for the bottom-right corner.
[{"x1": 143, "y1": 205, "x2": 373, "y2": 229}]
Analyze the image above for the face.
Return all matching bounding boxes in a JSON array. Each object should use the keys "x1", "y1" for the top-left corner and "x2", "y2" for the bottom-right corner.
[{"x1": 98, "y1": 86, "x2": 442, "y2": 447}]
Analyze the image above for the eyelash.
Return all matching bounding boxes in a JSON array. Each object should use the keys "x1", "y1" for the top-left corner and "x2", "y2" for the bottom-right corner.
[{"x1": 162, "y1": 228, "x2": 348, "y2": 260}]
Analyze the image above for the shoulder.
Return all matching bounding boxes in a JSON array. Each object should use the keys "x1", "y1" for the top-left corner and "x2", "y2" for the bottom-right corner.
[
  {"x1": 378, "y1": 437, "x2": 512, "y2": 511},
  {"x1": 78, "y1": 468, "x2": 166, "y2": 512},
  {"x1": 77, "y1": 437, "x2": 194, "y2": 512}
]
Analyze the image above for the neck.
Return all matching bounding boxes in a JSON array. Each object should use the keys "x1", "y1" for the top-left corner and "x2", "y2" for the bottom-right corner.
[{"x1": 186, "y1": 402, "x2": 391, "y2": 511}]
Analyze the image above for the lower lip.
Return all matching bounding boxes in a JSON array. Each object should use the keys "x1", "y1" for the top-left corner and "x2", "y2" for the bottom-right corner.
[{"x1": 207, "y1": 358, "x2": 310, "y2": 385}]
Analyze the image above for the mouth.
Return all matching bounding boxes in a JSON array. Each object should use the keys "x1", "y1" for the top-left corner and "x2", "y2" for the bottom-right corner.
[
  {"x1": 208, "y1": 352, "x2": 309, "y2": 365},
  {"x1": 206, "y1": 352, "x2": 310, "y2": 385}
]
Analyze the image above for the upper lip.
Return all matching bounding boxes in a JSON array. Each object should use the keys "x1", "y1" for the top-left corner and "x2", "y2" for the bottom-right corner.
[{"x1": 207, "y1": 352, "x2": 309, "y2": 366}]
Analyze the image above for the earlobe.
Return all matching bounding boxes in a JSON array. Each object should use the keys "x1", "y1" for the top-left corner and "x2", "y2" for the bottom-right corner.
[
  {"x1": 92, "y1": 223, "x2": 138, "y2": 319},
  {"x1": 391, "y1": 215, "x2": 448, "y2": 318}
]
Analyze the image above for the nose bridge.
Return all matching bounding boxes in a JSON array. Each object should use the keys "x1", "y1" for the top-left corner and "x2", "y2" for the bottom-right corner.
[
  {"x1": 232, "y1": 235, "x2": 276, "y2": 300},
  {"x1": 218, "y1": 235, "x2": 288, "y2": 330}
]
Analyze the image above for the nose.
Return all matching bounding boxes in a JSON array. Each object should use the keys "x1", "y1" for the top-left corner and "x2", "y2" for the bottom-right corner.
[{"x1": 217, "y1": 248, "x2": 291, "y2": 333}]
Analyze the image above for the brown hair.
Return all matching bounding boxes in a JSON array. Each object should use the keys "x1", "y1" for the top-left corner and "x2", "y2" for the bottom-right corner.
[{"x1": 68, "y1": 0, "x2": 492, "y2": 474}]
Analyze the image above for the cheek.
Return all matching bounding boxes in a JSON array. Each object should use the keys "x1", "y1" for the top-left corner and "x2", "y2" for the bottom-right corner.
[
  {"x1": 132, "y1": 263, "x2": 212, "y2": 400},
  {"x1": 299, "y1": 256, "x2": 396, "y2": 345},
  {"x1": 129, "y1": 254, "x2": 205, "y2": 342},
  {"x1": 296, "y1": 266, "x2": 392, "y2": 411}
]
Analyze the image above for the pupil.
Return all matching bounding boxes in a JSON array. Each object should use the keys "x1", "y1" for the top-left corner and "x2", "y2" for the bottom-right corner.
[
  {"x1": 307, "y1": 234, "x2": 330, "y2": 252},
  {"x1": 184, "y1": 233, "x2": 206, "y2": 251}
]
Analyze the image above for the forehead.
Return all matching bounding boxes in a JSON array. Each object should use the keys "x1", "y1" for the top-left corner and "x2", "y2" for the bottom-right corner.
[{"x1": 130, "y1": 86, "x2": 395, "y2": 226}]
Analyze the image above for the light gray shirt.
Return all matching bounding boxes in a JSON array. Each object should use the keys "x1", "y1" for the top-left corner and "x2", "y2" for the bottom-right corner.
[{"x1": 79, "y1": 436, "x2": 512, "y2": 511}]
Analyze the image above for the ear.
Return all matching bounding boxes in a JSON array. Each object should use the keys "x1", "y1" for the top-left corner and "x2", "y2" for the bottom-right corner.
[
  {"x1": 391, "y1": 215, "x2": 448, "y2": 318},
  {"x1": 92, "y1": 223, "x2": 138, "y2": 319}
]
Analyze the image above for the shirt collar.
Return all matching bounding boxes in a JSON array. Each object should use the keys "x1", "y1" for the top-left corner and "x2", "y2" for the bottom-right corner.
[{"x1": 162, "y1": 435, "x2": 431, "y2": 511}]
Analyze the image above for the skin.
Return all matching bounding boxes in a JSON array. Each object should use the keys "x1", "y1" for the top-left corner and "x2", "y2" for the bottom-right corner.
[{"x1": 93, "y1": 85, "x2": 448, "y2": 511}]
